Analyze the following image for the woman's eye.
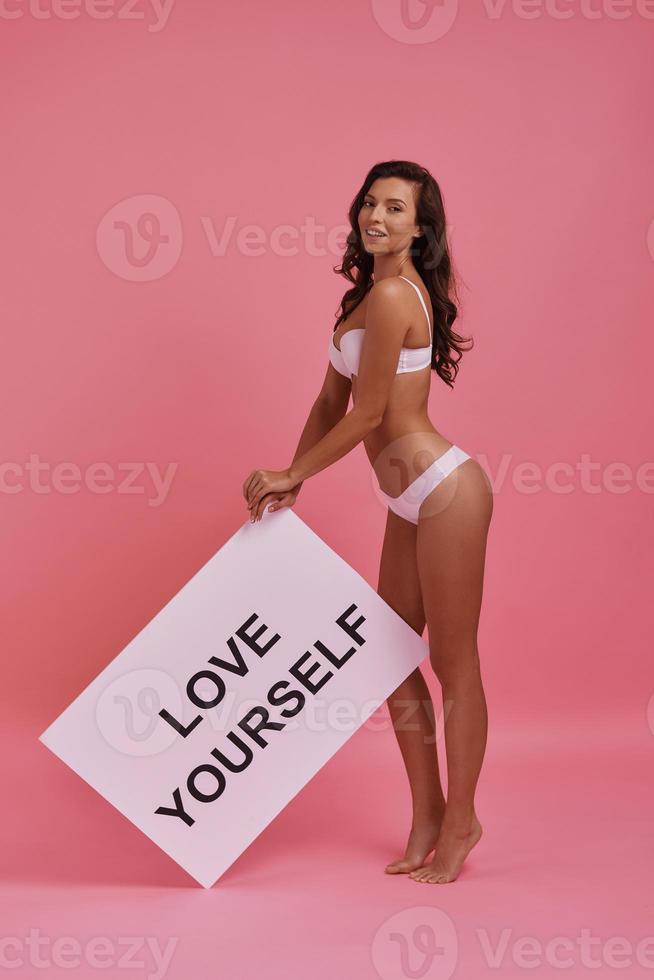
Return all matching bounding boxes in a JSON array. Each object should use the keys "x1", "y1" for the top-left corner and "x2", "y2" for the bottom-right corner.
[{"x1": 363, "y1": 202, "x2": 401, "y2": 212}]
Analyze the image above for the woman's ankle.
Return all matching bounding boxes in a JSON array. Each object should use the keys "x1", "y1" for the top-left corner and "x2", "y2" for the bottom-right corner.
[
  {"x1": 440, "y1": 806, "x2": 478, "y2": 833},
  {"x1": 411, "y1": 802, "x2": 446, "y2": 826}
]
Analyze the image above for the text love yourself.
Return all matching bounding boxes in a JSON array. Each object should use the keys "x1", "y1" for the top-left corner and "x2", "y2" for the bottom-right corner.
[{"x1": 155, "y1": 603, "x2": 366, "y2": 827}]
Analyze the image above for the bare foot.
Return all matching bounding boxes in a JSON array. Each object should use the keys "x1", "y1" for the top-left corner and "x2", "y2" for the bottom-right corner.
[
  {"x1": 384, "y1": 816, "x2": 442, "y2": 874},
  {"x1": 408, "y1": 813, "x2": 482, "y2": 883}
]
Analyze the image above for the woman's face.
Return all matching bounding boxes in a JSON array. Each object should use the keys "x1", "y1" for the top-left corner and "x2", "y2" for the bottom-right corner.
[{"x1": 358, "y1": 177, "x2": 421, "y2": 255}]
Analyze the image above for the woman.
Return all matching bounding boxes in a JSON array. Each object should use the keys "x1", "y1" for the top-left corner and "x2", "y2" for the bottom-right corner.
[{"x1": 242, "y1": 160, "x2": 493, "y2": 885}]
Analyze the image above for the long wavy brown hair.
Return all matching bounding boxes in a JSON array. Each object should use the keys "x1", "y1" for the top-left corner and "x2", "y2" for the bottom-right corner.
[{"x1": 333, "y1": 160, "x2": 472, "y2": 388}]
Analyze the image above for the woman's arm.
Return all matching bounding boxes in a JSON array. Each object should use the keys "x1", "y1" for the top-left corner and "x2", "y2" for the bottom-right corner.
[
  {"x1": 245, "y1": 280, "x2": 409, "y2": 509},
  {"x1": 245, "y1": 363, "x2": 352, "y2": 515},
  {"x1": 288, "y1": 407, "x2": 380, "y2": 485},
  {"x1": 289, "y1": 396, "x2": 349, "y2": 493},
  {"x1": 289, "y1": 280, "x2": 410, "y2": 486}
]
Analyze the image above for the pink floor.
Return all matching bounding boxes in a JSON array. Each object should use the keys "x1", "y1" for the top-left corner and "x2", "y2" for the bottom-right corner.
[{"x1": 3, "y1": 707, "x2": 652, "y2": 979}]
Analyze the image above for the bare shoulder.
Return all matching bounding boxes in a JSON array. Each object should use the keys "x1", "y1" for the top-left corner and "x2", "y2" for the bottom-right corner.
[
  {"x1": 368, "y1": 277, "x2": 408, "y2": 302},
  {"x1": 366, "y1": 276, "x2": 414, "y2": 321},
  {"x1": 368, "y1": 275, "x2": 425, "y2": 315}
]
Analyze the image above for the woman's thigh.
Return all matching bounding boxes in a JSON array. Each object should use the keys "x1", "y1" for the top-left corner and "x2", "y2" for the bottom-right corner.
[
  {"x1": 416, "y1": 459, "x2": 494, "y2": 655},
  {"x1": 377, "y1": 505, "x2": 426, "y2": 637}
]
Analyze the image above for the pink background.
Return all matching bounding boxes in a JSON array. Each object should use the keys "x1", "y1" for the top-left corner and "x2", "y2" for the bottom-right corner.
[{"x1": 2, "y1": 1, "x2": 652, "y2": 978}]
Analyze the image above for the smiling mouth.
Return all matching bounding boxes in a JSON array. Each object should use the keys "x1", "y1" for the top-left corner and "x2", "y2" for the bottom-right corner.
[{"x1": 365, "y1": 229, "x2": 386, "y2": 238}]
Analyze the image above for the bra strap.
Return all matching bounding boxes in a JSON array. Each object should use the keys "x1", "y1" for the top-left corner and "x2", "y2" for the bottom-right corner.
[{"x1": 398, "y1": 276, "x2": 432, "y2": 341}]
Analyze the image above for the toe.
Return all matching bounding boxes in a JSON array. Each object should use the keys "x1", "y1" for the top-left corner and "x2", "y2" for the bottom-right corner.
[
  {"x1": 418, "y1": 866, "x2": 446, "y2": 883},
  {"x1": 385, "y1": 859, "x2": 416, "y2": 874}
]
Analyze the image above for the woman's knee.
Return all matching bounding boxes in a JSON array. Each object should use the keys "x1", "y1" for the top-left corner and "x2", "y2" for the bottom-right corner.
[
  {"x1": 387, "y1": 665, "x2": 429, "y2": 702},
  {"x1": 428, "y1": 638, "x2": 481, "y2": 686}
]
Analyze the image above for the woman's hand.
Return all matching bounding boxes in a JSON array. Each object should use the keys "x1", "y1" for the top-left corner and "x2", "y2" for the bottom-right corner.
[
  {"x1": 249, "y1": 485, "x2": 301, "y2": 522},
  {"x1": 243, "y1": 467, "x2": 296, "y2": 518}
]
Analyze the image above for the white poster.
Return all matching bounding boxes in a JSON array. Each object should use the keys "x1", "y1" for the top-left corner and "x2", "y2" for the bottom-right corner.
[{"x1": 39, "y1": 509, "x2": 428, "y2": 887}]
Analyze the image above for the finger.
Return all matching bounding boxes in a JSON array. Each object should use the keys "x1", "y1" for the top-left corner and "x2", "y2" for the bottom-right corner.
[
  {"x1": 253, "y1": 493, "x2": 272, "y2": 521},
  {"x1": 251, "y1": 494, "x2": 272, "y2": 522},
  {"x1": 248, "y1": 479, "x2": 267, "y2": 507},
  {"x1": 250, "y1": 476, "x2": 264, "y2": 498},
  {"x1": 251, "y1": 487, "x2": 267, "y2": 510},
  {"x1": 243, "y1": 471, "x2": 257, "y2": 499},
  {"x1": 259, "y1": 497, "x2": 283, "y2": 519},
  {"x1": 266, "y1": 493, "x2": 289, "y2": 514},
  {"x1": 245, "y1": 472, "x2": 261, "y2": 500}
]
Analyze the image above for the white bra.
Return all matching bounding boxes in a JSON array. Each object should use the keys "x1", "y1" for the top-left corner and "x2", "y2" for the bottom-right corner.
[{"x1": 328, "y1": 276, "x2": 432, "y2": 380}]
